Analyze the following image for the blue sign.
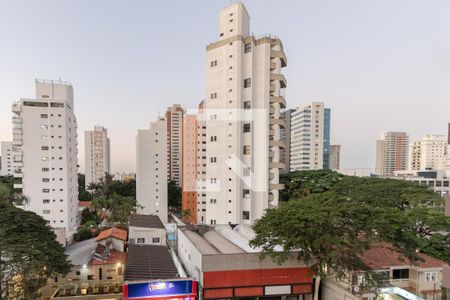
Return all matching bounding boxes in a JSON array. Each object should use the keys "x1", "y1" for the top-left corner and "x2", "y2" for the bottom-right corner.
[{"x1": 126, "y1": 280, "x2": 194, "y2": 299}]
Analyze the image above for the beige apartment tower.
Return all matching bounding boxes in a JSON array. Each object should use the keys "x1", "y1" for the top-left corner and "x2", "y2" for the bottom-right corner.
[
  {"x1": 166, "y1": 104, "x2": 184, "y2": 187},
  {"x1": 408, "y1": 134, "x2": 448, "y2": 171},
  {"x1": 375, "y1": 131, "x2": 409, "y2": 176},
  {"x1": 200, "y1": 2, "x2": 287, "y2": 225},
  {"x1": 84, "y1": 126, "x2": 110, "y2": 188},
  {"x1": 329, "y1": 144, "x2": 341, "y2": 170}
]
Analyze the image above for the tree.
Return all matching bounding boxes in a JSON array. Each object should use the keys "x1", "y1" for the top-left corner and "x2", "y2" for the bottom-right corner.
[
  {"x1": 168, "y1": 180, "x2": 182, "y2": 211},
  {"x1": 108, "y1": 193, "x2": 138, "y2": 225},
  {"x1": 81, "y1": 207, "x2": 100, "y2": 225},
  {"x1": 78, "y1": 173, "x2": 86, "y2": 193},
  {"x1": 74, "y1": 227, "x2": 93, "y2": 241},
  {"x1": 0, "y1": 205, "x2": 71, "y2": 299},
  {"x1": 0, "y1": 183, "x2": 12, "y2": 206},
  {"x1": 250, "y1": 172, "x2": 448, "y2": 287}
]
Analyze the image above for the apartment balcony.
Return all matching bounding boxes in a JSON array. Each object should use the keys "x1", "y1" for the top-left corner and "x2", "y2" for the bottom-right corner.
[
  {"x1": 270, "y1": 49, "x2": 287, "y2": 67},
  {"x1": 270, "y1": 162, "x2": 285, "y2": 169},
  {"x1": 270, "y1": 73, "x2": 287, "y2": 88},
  {"x1": 269, "y1": 140, "x2": 286, "y2": 148},
  {"x1": 12, "y1": 103, "x2": 22, "y2": 114},
  {"x1": 270, "y1": 84, "x2": 276, "y2": 93},
  {"x1": 12, "y1": 116, "x2": 22, "y2": 124},
  {"x1": 269, "y1": 183, "x2": 285, "y2": 190},
  {"x1": 14, "y1": 161, "x2": 23, "y2": 167},
  {"x1": 269, "y1": 118, "x2": 286, "y2": 128},
  {"x1": 270, "y1": 95, "x2": 286, "y2": 108},
  {"x1": 270, "y1": 62, "x2": 276, "y2": 70},
  {"x1": 269, "y1": 172, "x2": 275, "y2": 180},
  {"x1": 12, "y1": 128, "x2": 22, "y2": 134},
  {"x1": 13, "y1": 183, "x2": 23, "y2": 189},
  {"x1": 269, "y1": 193, "x2": 274, "y2": 201},
  {"x1": 13, "y1": 172, "x2": 23, "y2": 178}
]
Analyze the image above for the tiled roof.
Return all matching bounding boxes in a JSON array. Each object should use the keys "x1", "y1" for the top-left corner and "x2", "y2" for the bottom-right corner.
[
  {"x1": 96, "y1": 227, "x2": 128, "y2": 242},
  {"x1": 90, "y1": 244, "x2": 127, "y2": 266},
  {"x1": 129, "y1": 214, "x2": 165, "y2": 229},
  {"x1": 79, "y1": 201, "x2": 92, "y2": 207},
  {"x1": 124, "y1": 244, "x2": 178, "y2": 281},
  {"x1": 360, "y1": 244, "x2": 444, "y2": 269}
]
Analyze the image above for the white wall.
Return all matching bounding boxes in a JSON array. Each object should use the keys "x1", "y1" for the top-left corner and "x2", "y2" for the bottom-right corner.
[
  {"x1": 0, "y1": 141, "x2": 13, "y2": 176},
  {"x1": 129, "y1": 226, "x2": 166, "y2": 245},
  {"x1": 136, "y1": 117, "x2": 168, "y2": 223}
]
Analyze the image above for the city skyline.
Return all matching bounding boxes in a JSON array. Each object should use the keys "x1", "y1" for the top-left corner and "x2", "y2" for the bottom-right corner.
[{"x1": 1, "y1": 0, "x2": 449, "y2": 172}]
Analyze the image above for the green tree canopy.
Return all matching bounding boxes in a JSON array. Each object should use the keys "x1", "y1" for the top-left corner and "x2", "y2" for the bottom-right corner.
[
  {"x1": 0, "y1": 205, "x2": 71, "y2": 299},
  {"x1": 250, "y1": 171, "x2": 448, "y2": 281},
  {"x1": 168, "y1": 180, "x2": 182, "y2": 211}
]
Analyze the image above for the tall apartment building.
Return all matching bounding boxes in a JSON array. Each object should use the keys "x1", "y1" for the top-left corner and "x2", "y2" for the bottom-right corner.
[
  {"x1": 329, "y1": 144, "x2": 341, "y2": 170},
  {"x1": 136, "y1": 117, "x2": 168, "y2": 223},
  {"x1": 280, "y1": 109, "x2": 295, "y2": 174},
  {"x1": 408, "y1": 134, "x2": 448, "y2": 171},
  {"x1": 290, "y1": 102, "x2": 331, "y2": 171},
  {"x1": 181, "y1": 114, "x2": 198, "y2": 224},
  {"x1": 0, "y1": 141, "x2": 13, "y2": 176},
  {"x1": 166, "y1": 104, "x2": 184, "y2": 187},
  {"x1": 12, "y1": 79, "x2": 78, "y2": 243},
  {"x1": 196, "y1": 100, "x2": 207, "y2": 224},
  {"x1": 201, "y1": 2, "x2": 287, "y2": 225},
  {"x1": 375, "y1": 131, "x2": 409, "y2": 176},
  {"x1": 84, "y1": 126, "x2": 110, "y2": 188}
]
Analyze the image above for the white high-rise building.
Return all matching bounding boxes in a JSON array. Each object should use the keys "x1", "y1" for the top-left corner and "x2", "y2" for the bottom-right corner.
[
  {"x1": 329, "y1": 144, "x2": 341, "y2": 170},
  {"x1": 408, "y1": 134, "x2": 448, "y2": 171},
  {"x1": 375, "y1": 131, "x2": 409, "y2": 176},
  {"x1": 84, "y1": 126, "x2": 110, "y2": 188},
  {"x1": 12, "y1": 79, "x2": 78, "y2": 243},
  {"x1": 290, "y1": 102, "x2": 331, "y2": 171},
  {"x1": 200, "y1": 2, "x2": 287, "y2": 225},
  {"x1": 136, "y1": 117, "x2": 168, "y2": 223},
  {"x1": 0, "y1": 142, "x2": 13, "y2": 176},
  {"x1": 166, "y1": 104, "x2": 184, "y2": 187}
]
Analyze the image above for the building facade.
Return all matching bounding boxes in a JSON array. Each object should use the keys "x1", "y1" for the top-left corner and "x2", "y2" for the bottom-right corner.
[
  {"x1": 280, "y1": 109, "x2": 294, "y2": 174},
  {"x1": 408, "y1": 134, "x2": 448, "y2": 171},
  {"x1": 329, "y1": 144, "x2": 341, "y2": 170},
  {"x1": 12, "y1": 79, "x2": 78, "y2": 242},
  {"x1": 182, "y1": 114, "x2": 198, "y2": 224},
  {"x1": 166, "y1": 104, "x2": 184, "y2": 187},
  {"x1": 290, "y1": 102, "x2": 331, "y2": 171},
  {"x1": 84, "y1": 126, "x2": 110, "y2": 188},
  {"x1": 136, "y1": 117, "x2": 168, "y2": 223},
  {"x1": 375, "y1": 131, "x2": 409, "y2": 176},
  {"x1": 201, "y1": 2, "x2": 287, "y2": 225},
  {"x1": 0, "y1": 141, "x2": 13, "y2": 176}
]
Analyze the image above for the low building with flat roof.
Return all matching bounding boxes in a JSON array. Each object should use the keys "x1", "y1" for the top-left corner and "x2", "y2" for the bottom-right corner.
[
  {"x1": 177, "y1": 224, "x2": 314, "y2": 300},
  {"x1": 129, "y1": 214, "x2": 166, "y2": 246}
]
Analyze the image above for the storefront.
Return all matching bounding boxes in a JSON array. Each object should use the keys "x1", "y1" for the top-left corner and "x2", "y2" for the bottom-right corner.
[{"x1": 123, "y1": 279, "x2": 197, "y2": 300}]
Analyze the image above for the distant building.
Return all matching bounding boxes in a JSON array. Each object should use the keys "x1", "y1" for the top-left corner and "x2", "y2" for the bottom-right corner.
[
  {"x1": 166, "y1": 104, "x2": 184, "y2": 187},
  {"x1": 337, "y1": 168, "x2": 373, "y2": 177},
  {"x1": 181, "y1": 114, "x2": 198, "y2": 224},
  {"x1": 281, "y1": 109, "x2": 295, "y2": 174},
  {"x1": 290, "y1": 102, "x2": 331, "y2": 171},
  {"x1": 391, "y1": 169, "x2": 450, "y2": 197},
  {"x1": 85, "y1": 126, "x2": 110, "y2": 188},
  {"x1": 0, "y1": 141, "x2": 12, "y2": 176},
  {"x1": 113, "y1": 172, "x2": 135, "y2": 182},
  {"x1": 329, "y1": 144, "x2": 341, "y2": 170},
  {"x1": 375, "y1": 131, "x2": 409, "y2": 176},
  {"x1": 12, "y1": 79, "x2": 78, "y2": 243},
  {"x1": 408, "y1": 134, "x2": 447, "y2": 171},
  {"x1": 136, "y1": 117, "x2": 168, "y2": 223}
]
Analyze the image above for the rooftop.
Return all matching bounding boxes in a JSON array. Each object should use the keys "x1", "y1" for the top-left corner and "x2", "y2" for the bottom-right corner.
[
  {"x1": 124, "y1": 244, "x2": 178, "y2": 281},
  {"x1": 96, "y1": 227, "x2": 128, "y2": 242},
  {"x1": 65, "y1": 238, "x2": 98, "y2": 266},
  {"x1": 361, "y1": 244, "x2": 444, "y2": 270},
  {"x1": 129, "y1": 214, "x2": 165, "y2": 229},
  {"x1": 90, "y1": 244, "x2": 127, "y2": 266},
  {"x1": 78, "y1": 201, "x2": 92, "y2": 207}
]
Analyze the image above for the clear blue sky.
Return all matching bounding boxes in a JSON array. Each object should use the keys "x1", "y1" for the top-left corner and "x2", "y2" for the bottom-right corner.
[{"x1": 1, "y1": 0, "x2": 449, "y2": 172}]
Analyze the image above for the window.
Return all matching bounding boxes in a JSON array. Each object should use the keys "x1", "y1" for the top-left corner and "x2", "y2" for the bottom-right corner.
[
  {"x1": 210, "y1": 92, "x2": 218, "y2": 99},
  {"x1": 41, "y1": 146, "x2": 49, "y2": 150},
  {"x1": 243, "y1": 145, "x2": 250, "y2": 155},
  {"x1": 210, "y1": 60, "x2": 218, "y2": 67},
  {"x1": 210, "y1": 136, "x2": 217, "y2": 142},
  {"x1": 152, "y1": 237, "x2": 160, "y2": 243},
  {"x1": 87, "y1": 275, "x2": 94, "y2": 280},
  {"x1": 425, "y1": 272, "x2": 437, "y2": 282},
  {"x1": 392, "y1": 269, "x2": 409, "y2": 280},
  {"x1": 42, "y1": 178, "x2": 50, "y2": 182},
  {"x1": 243, "y1": 189, "x2": 250, "y2": 199},
  {"x1": 243, "y1": 123, "x2": 251, "y2": 133},
  {"x1": 43, "y1": 210, "x2": 50, "y2": 214},
  {"x1": 40, "y1": 114, "x2": 48, "y2": 118},
  {"x1": 244, "y1": 43, "x2": 251, "y2": 53},
  {"x1": 137, "y1": 238, "x2": 145, "y2": 244},
  {"x1": 210, "y1": 157, "x2": 217, "y2": 163},
  {"x1": 42, "y1": 189, "x2": 50, "y2": 193},
  {"x1": 243, "y1": 101, "x2": 251, "y2": 109},
  {"x1": 40, "y1": 124, "x2": 48, "y2": 129},
  {"x1": 41, "y1": 135, "x2": 48, "y2": 140},
  {"x1": 42, "y1": 168, "x2": 49, "y2": 172},
  {"x1": 243, "y1": 211, "x2": 250, "y2": 220},
  {"x1": 43, "y1": 199, "x2": 50, "y2": 204},
  {"x1": 244, "y1": 78, "x2": 251, "y2": 88}
]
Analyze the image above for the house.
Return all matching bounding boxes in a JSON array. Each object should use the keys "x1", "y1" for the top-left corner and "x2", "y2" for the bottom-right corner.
[
  {"x1": 128, "y1": 214, "x2": 166, "y2": 246},
  {"x1": 96, "y1": 227, "x2": 127, "y2": 252},
  {"x1": 322, "y1": 243, "x2": 444, "y2": 300}
]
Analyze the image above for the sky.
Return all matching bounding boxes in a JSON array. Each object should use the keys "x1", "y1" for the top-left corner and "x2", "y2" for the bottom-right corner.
[{"x1": 0, "y1": 0, "x2": 449, "y2": 173}]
